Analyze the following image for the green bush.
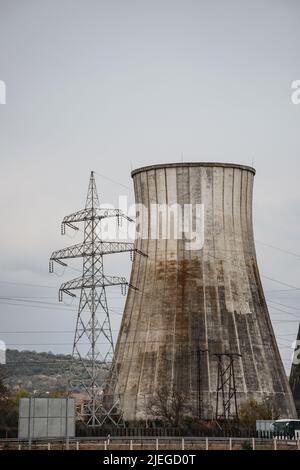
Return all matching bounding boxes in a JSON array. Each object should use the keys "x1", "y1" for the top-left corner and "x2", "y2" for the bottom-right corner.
[{"x1": 241, "y1": 440, "x2": 253, "y2": 450}]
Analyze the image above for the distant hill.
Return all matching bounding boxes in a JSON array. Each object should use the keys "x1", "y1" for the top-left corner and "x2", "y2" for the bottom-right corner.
[{"x1": 3, "y1": 349, "x2": 108, "y2": 395}]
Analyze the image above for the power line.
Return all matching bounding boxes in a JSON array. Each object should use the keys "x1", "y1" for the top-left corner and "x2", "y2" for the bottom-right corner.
[
  {"x1": 265, "y1": 288, "x2": 300, "y2": 293},
  {"x1": 0, "y1": 299, "x2": 124, "y2": 315},
  {"x1": 0, "y1": 329, "x2": 120, "y2": 334},
  {"x1": 269, "y1": 306, "x2": 300, "y2": 318},
  {"x1": 0, "y1": 296, "x2": 124, "y2": 308},
  {"x1": 272, "y1": 319, "x2": 300, "y2": 323},
  {"x1": 94, "y1": 171, "x2": 132, "y2": 191},
  {"x1": 262, "y1": 275, "x2": 300, "y2": 290},
  {"x1": 4, "y1": 343, "x2": 117, "y2": 346},
  {"x1": 0, "y1": 280, "x2": 57, "y2": 289},
  {"x1": 277, "y1": 333, "x2": 299, "y2": 337},
  {"x1": 256, "y1": 240, "x2": 300, "y2": 258},
  {"x1": 268, "y1": 300, "x2": 300, "y2": 311}
]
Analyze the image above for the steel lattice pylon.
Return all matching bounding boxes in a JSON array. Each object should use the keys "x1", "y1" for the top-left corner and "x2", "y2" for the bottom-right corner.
[
  {"x1": 49, "y1": 171, "x2": 144, "y2": 426},
  {"x1": 214, "y1": 353, "x2": 241, "y2": 421}
]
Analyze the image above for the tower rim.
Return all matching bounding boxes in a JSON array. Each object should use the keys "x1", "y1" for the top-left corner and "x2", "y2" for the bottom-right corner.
[{"x1": 131, "y1": 162, "x2": 256, "y2": 177}]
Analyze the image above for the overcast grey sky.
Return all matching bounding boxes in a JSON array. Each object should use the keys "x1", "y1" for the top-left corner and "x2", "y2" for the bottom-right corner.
[{"x1": 0, "y1": 0, "x2": 300, "y2": 372}]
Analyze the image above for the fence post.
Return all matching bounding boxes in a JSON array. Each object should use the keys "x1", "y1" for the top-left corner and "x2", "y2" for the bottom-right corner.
[
  {"x1": 156, "y1": 438, "x2": 159, "y2": 450},
  {"x1": 18, "y1": 444, "x2": 21, "y2": 450},
  {"x1": 206, "y1": 437, "x2": 209, "y2": 450},
  {"x1": 181, "y1": 438, "x2": 185, "y2": 450},
  {"x1": 28, "y1": 397, "x2": 32, "y2": 451},
  {"x1": 104, "y1": 440, "x2": 107, "y2": 450},
  {"x1": 297, "y1": 438, "x2": 300, "y2": 450},
  {"x1": 252, "y1": 438, "x2": 255, "y2": 450},
  {"x1": 47, "y1": 442, "x2": 51, "y2": 450},
  {"x1": 76, "y1": 441, "x2": 79, "y2": 450},
  {"x1": 130, "y1": 440, "x2": 133, "y2": 450},
  {"x1": 274, "y1": 438, "x2": 277, "y2": 450},
  {"x1": 229, "y1": 438, "x2": 232, "y2": 450}
]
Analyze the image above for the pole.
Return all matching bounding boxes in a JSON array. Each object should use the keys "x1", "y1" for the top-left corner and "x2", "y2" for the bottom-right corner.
[
  {"x1": 197, "y1": 349, "x2": 201, "y2": 419},
  {"x1": 28, "y1": 397, "x2": 32, "y2": 450},
  {"x1": 196, "y1": 348, "x2": 208, "y2": 419},
  {"x1": 65, "y1": 397, "x2": 69, "y2": 450}
]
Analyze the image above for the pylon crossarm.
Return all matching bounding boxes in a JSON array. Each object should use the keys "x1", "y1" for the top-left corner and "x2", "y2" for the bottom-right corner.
[
  {"x1": 50, "y1": 241, "x2": 139, "y2": 264},
  {"x1": 59, "y1": 289, "x2": 76, "y2": 300},
  {"x1": 61, "y1": 208, "x2": 134, "y2": 231},
  {"x1": 135, "y1": 248, "x2": 148, "y2": 257},
  {"x1": 103, "y1": 276, "x2": 139, "y2": 292},
  {"x1": 59, "y1": 275, "x2": 137, "y2": 300},
  {"x1": 102, "y1": 274, "x2": 126, "y2": 286},
  {"x1": 59, "y1": 274, "x2": 127, "y2": 290}
]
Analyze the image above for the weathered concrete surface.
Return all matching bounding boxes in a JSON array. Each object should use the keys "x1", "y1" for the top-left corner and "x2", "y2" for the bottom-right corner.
[
  {"x1": 289, "y1": 323, "x2": 300, "y2": 418},
  {"x1": 113, "y1": 163, "x2": 296, "y2": 421}
]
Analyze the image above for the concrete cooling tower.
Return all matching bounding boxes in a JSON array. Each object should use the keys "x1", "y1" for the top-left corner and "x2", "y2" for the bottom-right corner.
[{"x1": 112, "y1": 162, "x2": 296, "y2": 421}]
